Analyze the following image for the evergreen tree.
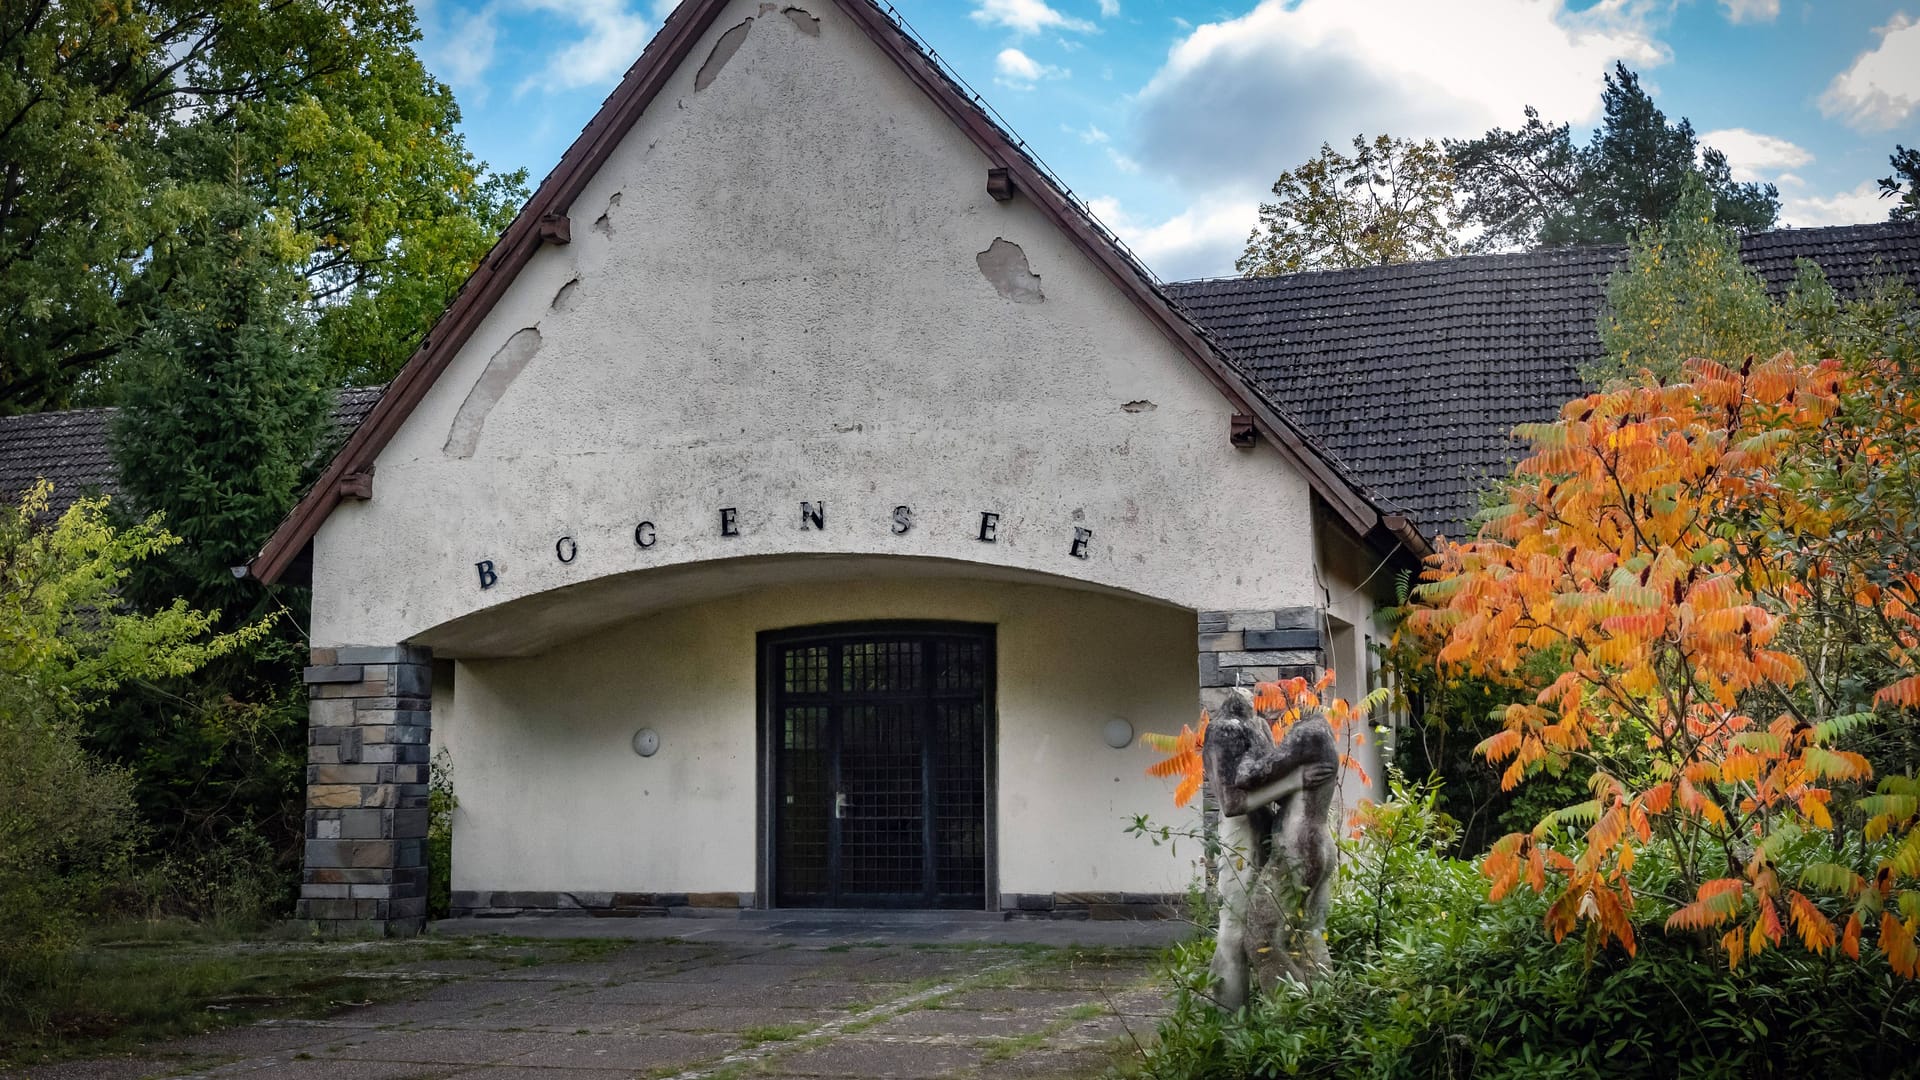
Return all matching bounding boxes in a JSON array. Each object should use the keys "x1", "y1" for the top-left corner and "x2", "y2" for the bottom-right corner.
[
  {"x1": 1883, "y1": 145, "x2": 1920, "y2": 222},
  {"x1": 1449, "y1": 63, "x2": 1779, "y2": 251},
  {"x1": 112, "y1": 205, "x2": 330, "y2": 614},
  {"x1": 100, "y1": 202, "x2": 330, "y2": 901}
]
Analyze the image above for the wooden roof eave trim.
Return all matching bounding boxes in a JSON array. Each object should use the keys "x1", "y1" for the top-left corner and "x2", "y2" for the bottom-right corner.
[{"x1": 248, "y1": 0, "x2": 735, "y2": 584}]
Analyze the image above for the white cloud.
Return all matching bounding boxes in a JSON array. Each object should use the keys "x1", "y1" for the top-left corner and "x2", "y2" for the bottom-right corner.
[
  {"x1": 1098, "y1": 0, "x2": 1120, "y2": 16},
  {"x1": 971, "y1": 0, "x2": 1094, "y2": 36},
  {"x1": 518, "y1": 0, "x2": 653, "y2": 93},
  {"x1": 1780, "y1": 181, "x2": 1897, "y2": 228},
  {"x1": 1110, "y1": 0, "x2": 1672, "y2": 277},
  {"x1": 415, "y1": 0, "x2": 499, "y2": 92},
  {"x1": 1088, "y1": 194, "x2": 1260, "y2": 280},
  {"x1": 1718, "y1": 0, "x2": 1778, "y2": 23},
  {"x1": 1134, "y1": 0, "x2": 1668, "y2": 194},
  {"x1": 995, "y1": 47, "x2": 1068, "y2": 88},
  {"x1": 1821, "y1": 13, "x2": 1920, "y2": 130},
  {"x1": 650, "y1": 0, "x2": 678, "y2": 19},
  {"x1": 1075, "y1": 123, "x2": 1110, "y2": 144},
  {"x1": 1698, "y1": 128, "x2": 1812, "y2": 181}
]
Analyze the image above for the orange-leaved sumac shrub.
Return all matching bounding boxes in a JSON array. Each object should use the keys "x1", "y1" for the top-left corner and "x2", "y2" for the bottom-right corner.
[
  {"x1": 1144, "y1": 671, "x2": 1383, "y2": 808},
  {"x1": 1407, "y1": 351, "x2": 1920, "y2": 976}
]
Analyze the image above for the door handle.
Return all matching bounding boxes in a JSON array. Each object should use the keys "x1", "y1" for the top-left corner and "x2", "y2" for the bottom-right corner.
[{"x1": 835, "y1": 792, "x2": 848, "y2": 820}]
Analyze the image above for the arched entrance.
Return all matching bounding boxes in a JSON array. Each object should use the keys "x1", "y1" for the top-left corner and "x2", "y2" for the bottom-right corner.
[{"x1": 761, "y1": 621, "x2": 994, "y2": 909}]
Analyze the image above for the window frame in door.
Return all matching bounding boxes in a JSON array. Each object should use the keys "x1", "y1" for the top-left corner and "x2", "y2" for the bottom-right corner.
[{"x1": 754, "y1": 620, "x2": 998, "y2": 911}]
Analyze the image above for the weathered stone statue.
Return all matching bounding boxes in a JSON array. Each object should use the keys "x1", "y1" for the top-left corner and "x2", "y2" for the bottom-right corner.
[{"x1": 1204, "y1": 686, "x2": 1340, "y2": 1010}]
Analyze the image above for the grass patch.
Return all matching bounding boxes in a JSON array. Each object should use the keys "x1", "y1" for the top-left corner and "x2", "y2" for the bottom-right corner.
[
  {"x1": 738, "y1": 1022, "x2": 813, "y2": 1044},
  {"x1": 0, "y1": 920, "x2": 630, "y2": 1070},
  {"x1": 979, "y1": 1001, "x2": 1116, "y2": 1063}
]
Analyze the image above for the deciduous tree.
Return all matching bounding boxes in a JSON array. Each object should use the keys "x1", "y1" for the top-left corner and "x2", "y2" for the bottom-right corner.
[
  {"x1": 0, "y1": 0, "x2": 526, "y2": 412},
  {"x1": 0, "y1": 481, "x2": 262, "y2": 983},
  {"x1": 1408, "y1": 349, "x2": 1920, "y2": 976},
  {"x1": 1238, "y1": 135, "x2": 1459, "y2": 277}
]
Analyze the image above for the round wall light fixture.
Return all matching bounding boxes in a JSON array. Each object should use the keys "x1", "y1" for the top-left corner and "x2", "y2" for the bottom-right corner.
[
  {"x1": 632, "y1": 728, "x2": 660, "y2": 757},
  {"x1": 1103, "y1": 717, "x2": 1135, "y2": 750}
]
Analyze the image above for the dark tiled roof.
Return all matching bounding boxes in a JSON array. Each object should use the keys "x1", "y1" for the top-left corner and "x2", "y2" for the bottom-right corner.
[
  {"x1": 0, "y1": 387, "x2": 385, "y2": 514},
  {"x1": 1168, "y1": 221, "x2": 1920, "y2": 542}
]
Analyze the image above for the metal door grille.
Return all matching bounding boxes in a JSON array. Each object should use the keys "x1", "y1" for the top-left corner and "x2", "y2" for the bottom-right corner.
[{"x1": 765, "y1": 624, "x2": 993, "y2": 909}]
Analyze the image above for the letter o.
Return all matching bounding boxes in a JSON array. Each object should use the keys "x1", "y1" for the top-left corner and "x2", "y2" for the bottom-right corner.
[{"x1": 555, "y1": 536, "x2": 577, "y2": 563}]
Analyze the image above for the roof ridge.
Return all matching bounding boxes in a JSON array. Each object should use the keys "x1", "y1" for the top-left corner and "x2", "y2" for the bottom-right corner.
[{"x1": 1169, "y1": 219, "x2": 1920, "y2": 290}]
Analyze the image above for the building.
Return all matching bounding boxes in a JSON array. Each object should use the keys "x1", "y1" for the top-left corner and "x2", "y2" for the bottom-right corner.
[{"x1": 4, "y1": 0, "x2": 1917, "y2": 933}]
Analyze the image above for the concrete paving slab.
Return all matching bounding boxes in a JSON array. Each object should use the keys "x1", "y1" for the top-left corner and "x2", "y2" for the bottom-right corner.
[
  {"x1": 656, "y1": 1005, "x2": 842, "y2": 1032},
  {"x1": 498, "y1": 1032, "x2": 735, "y2": 1071},
  {"x1": 442, "y1": 1070, "x2": 636, "y2": 1080},
  {"x1": 937, "y1": 988, "x2": 1098, "y2": 1013},
  {"x1": 433, "y1": 915, "x2": 1187, "y2": 950},
  {"x1": 439, "y1": 1060, "x2": 633, "y2": 1068},
  {"x1": 320, "y1": 1029, "x2": 562, "y2": 1065},
  {"x1": 199, "y1": 1059, "x2": 443, "y2": 1079},
  {"x1": 862, "y1": 1008, "x2": 1057, "y2": 1038},
  {"x1": 990, "y1": 1047, "x2": 1130, "y2": 1077},
  {"x1": 771, "y1": 1039, "x2": 985, "y2": 1078},
  {"x1": 31, "y1": 926, "x2": 1164, "y2": 1080}
]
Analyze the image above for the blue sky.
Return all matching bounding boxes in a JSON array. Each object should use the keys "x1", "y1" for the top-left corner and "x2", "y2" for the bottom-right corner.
[{"x1": 414, "y1": 0, "x2": 1920, "y2": 280}]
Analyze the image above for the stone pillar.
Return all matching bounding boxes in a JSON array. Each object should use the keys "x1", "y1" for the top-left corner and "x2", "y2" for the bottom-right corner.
[
  {"x1": 1196, "y1": 607, "x2": 1327, "y2": 891},
  {"x1": 1196, "y1": 606, "x2": 1327, "y2": 713},
  {"x1": 297, "y1": 645, "x2": 432, "y2": 934}
]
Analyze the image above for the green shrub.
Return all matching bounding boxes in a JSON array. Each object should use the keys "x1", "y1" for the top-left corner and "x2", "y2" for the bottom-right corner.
[
  {"x1": 1141, "y1": 779, "x2": 1920, "y2": 1079},
  {"x1": 0, "y1": 704, "x2": 139, "y2": 1012},
  {"x1": 427, "y1": 749, "x2": 457, "y2": 919},
  {"x1": 0, "y1": 484, "x2": 261, "y2": 1018}
]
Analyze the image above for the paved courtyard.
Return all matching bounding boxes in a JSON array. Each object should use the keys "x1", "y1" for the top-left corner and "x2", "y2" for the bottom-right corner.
[{"x1": 25, "y1": 917, "x2": 1183, "y2": 1079}]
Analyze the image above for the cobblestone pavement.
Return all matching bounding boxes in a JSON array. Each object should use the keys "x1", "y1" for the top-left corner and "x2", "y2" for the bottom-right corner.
[{"x1": 26, "y1": 918, "x2": 1183, "y2": 1079}]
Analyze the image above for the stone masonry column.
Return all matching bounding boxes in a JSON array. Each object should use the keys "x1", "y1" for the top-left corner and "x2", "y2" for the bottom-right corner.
[
  {"x1": 1195, "y1": 607, "x2": 1328, "y2": 891},
  {"x1": 1196, "y1": 606, "x2": 1327, "y2": 713},
  {"x1": 297, "y1": 645, "x2": 432, "y2": 934}
]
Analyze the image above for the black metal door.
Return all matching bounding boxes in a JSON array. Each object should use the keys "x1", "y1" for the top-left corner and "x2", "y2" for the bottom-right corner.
[{"x1": 765, "y1": 623, "x2": 992, "y2": 909}]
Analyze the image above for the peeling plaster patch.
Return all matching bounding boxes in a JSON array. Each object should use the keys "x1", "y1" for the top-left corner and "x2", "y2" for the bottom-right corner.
[
  {"x1": 551, "y1": 277, "x2": 582, "y2": 313},
  {"x1": 592, "y1": 192, "x2": 622, "y2": 236},
  {"x1": 1120, "y1": 400, "x2": 1157, "y2": 413},
  {"x1": 695, "y1": 19, "x2": 753, "y2": 91},
  {"x1": 783, "y1": 6, "x2": 820, "y2": 34},
  {"x1": 444, "y1": 328, "x2": 542, "y2": 459},
  {"x1": 975, "y1": 238, "x2": 1044, "y2": 304}
]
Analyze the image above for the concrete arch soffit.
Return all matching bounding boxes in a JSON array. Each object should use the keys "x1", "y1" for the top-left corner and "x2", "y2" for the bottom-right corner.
[{"x1": 410, "y1": 552, "x2": 1192, "y2": 658}]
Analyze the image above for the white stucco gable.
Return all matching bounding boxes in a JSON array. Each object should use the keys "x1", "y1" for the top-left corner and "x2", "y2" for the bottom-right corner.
[{"x1": 289, "y1": 0, "x2": 1391, "y2": 653}]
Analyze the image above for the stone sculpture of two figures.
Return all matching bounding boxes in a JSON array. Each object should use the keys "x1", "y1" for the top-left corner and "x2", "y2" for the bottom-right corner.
[{"x1": 1203, "y1": 685, "x2": 1340, "y2": 1011}]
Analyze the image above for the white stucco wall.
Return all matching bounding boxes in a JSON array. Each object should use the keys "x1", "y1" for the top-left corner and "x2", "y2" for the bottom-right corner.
[
  {"x1": 308, "y1": 0, "x2": 1323, "y2": 652},
  {"x1": 1317, "y1": 514, "x2": 1402, "y2": 811},
  {"x1": 441, "y1": 576, "x2": 1203, "y2": 899}
]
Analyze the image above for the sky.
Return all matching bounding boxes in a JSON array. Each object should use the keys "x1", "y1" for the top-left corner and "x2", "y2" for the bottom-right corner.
[{"x1": 413, "y1": 0, "x2": 1920, "y2": 281}]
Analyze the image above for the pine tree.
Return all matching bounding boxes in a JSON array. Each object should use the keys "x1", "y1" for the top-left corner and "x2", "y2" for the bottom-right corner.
[{"x1": 1450, "y1": 64, "x2": 1779, "y2": 250}]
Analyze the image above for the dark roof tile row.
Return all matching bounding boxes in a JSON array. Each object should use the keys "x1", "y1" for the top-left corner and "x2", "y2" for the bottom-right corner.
[
  {"x1": 0, "y1": 387, "x2": 384, "y2": 515},
  {"x1": 1167, "y1": 221, "x2": 1920, "y2": 541}
]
